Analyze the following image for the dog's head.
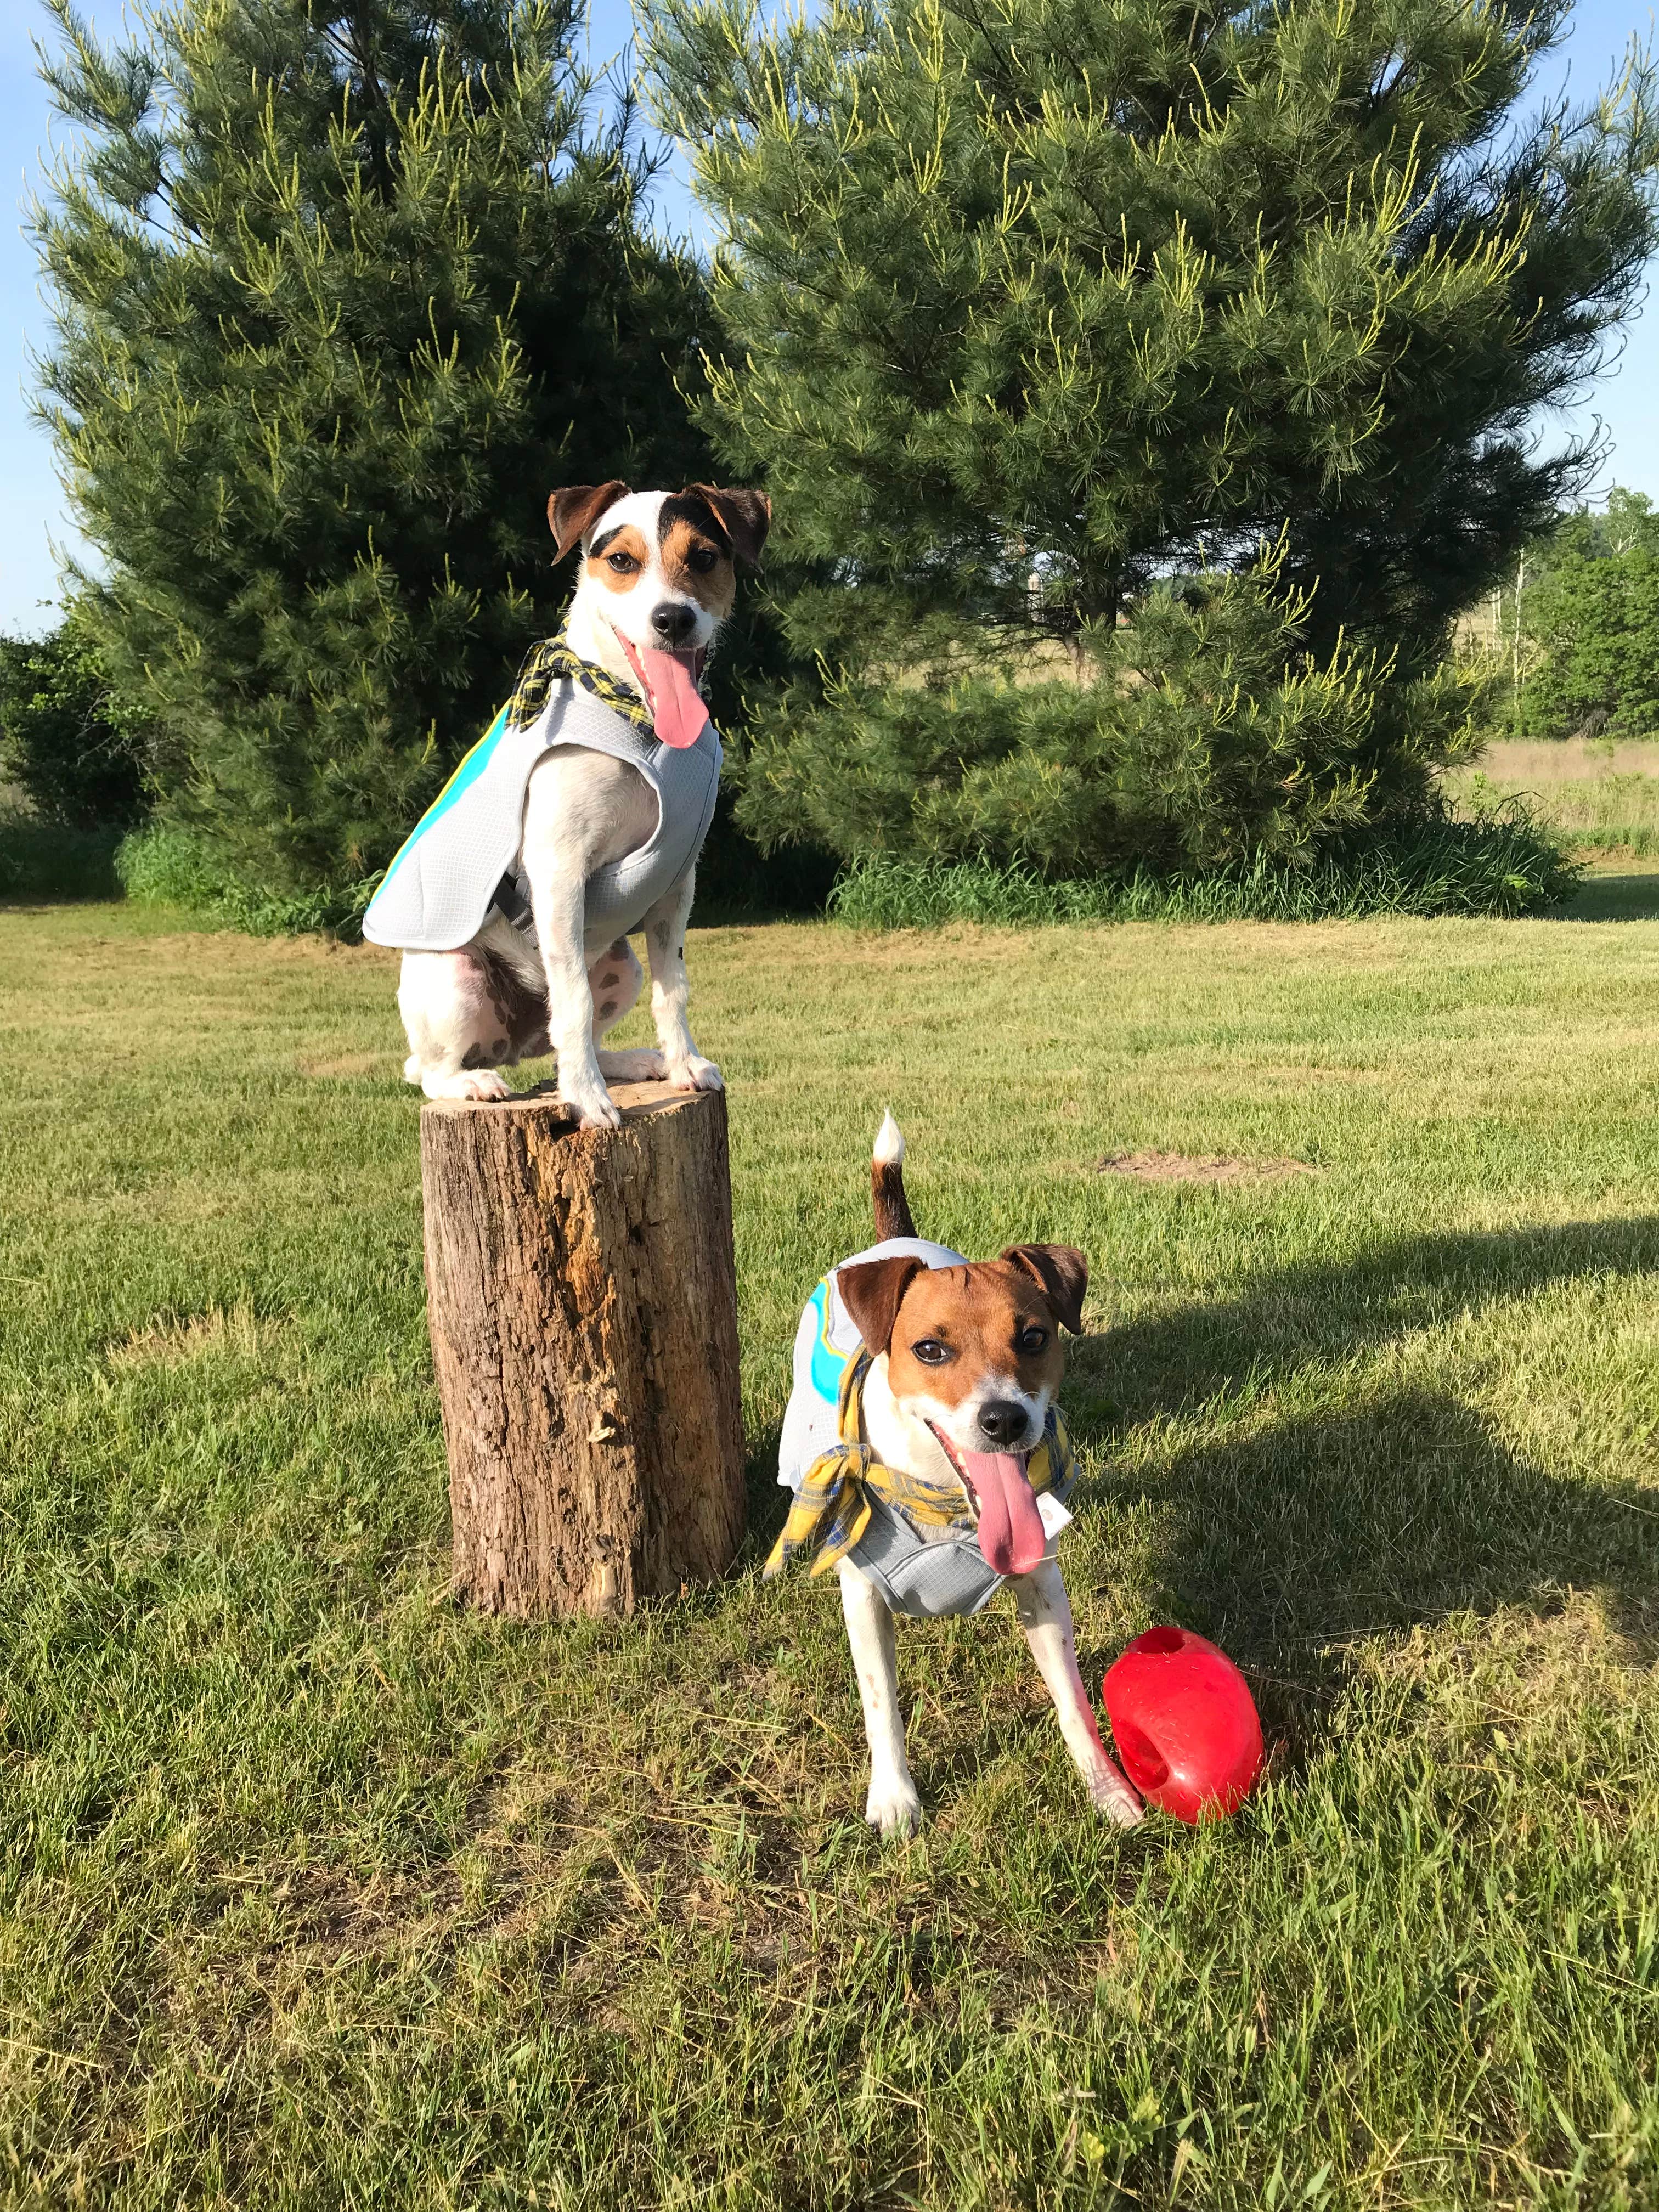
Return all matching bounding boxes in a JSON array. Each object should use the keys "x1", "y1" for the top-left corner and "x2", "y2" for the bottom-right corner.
[
  {"x1": 836, "y1": 1244, "x2": 1087, "y2": 1578},
  {"x1": 549, "y1": 483, "x2": 771, "y2": 748}
]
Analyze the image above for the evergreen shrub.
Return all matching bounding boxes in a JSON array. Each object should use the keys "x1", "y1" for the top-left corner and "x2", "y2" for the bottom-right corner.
[
  {"x1": 736, "y1": 552, "x2": 1486, "y2": 877},
  {"x1": 652, "y1": 0, "x2": 1658, "y2": 667}
]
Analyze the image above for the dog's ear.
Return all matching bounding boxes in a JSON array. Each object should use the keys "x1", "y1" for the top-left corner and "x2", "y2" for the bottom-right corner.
[
  {"x1": 685, "y1": 484, "x2": 771, "y2": 567},
  {"x1": 1000, "y1": 1244, "x2": 1088, "y2": 1334},
  {"x1": 836, "y1": 1254, "x2": 924, "y2": 1358},
  {"x1": 549, "y1": 482, "x2": 629, "y2": 561}
]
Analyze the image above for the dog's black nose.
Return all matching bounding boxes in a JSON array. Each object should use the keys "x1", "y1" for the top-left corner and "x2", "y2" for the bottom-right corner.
[
  {"x1": 977, "y1": 1400, "x2": 1029, "y2": 1448},
  {"x1": 650, "y1": 600, "x2": 698, "y2": 645}
]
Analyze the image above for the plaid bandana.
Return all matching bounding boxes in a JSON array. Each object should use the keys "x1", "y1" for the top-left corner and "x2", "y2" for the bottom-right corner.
[
  {"x1": 763, "y1": 1351, "x2": 1078, "y2": 1582},
  {"x1": 506, "y1": 633, "x2": 656, "y2": 738}
]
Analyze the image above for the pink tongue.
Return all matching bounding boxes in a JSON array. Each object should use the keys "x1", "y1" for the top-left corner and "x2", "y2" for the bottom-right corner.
[
  {"x1": 961, "y1": 1451, "x2": 1047, "y2": 1577},
  {"x1": 639, "y1": 648, "x2": 710, "y2": 749}
]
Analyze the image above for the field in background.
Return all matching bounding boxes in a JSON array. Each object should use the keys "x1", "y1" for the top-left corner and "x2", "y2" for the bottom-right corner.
[
  {"x1": 1448, "y1": 736, "x2": 1659, "y2": 855},
  {"x1": 3, "y1": 895, "x2": 1659, "y2": 2207}
]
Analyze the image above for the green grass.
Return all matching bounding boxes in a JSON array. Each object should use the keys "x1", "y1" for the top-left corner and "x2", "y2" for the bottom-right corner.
[
  {"x1": 3, "y1": 894, "x2": 1659, "y2": 2207},
  {"x1": 830, "y1": 817, "x2": 1579, "y2": 929}
]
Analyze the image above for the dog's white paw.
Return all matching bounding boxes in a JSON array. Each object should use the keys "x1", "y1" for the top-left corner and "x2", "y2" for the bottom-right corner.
[
  {"x1": 560, "y1": 1080, "x2": 623, "y2": 1131},
  {"x1": 1088, "y1": 1770, "x2": 1146, "y2": 1826},
  {"x1": 422, "y1": 1067, "x2": 510, "y2": 1102},
  {"x1": 596, "y1": 1047, "x2": 667, "y2": 1081},
  {"x1": 668, "y1": 1054, "x2": 723, "y2": 1094},
  {"x1": 865, "y1": 1777, "x2": 923, "y2": 1839}
]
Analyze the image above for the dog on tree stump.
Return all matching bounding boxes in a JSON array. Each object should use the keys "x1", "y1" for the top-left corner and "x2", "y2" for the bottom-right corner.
[{"x1": 364, "y1": 483, "x2": 770, "y2": 1129}]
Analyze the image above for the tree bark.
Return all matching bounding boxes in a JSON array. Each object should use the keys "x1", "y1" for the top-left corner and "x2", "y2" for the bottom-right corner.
[{"x1": 420, "y1": 1081, "x2": 746, "y2": 1617}]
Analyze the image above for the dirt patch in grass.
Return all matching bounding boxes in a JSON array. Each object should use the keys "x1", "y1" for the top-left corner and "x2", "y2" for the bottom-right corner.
[
  {"x1": 1094, "y1": 1149, "x2": 1318, "y2": 1184},
  {"x1": 108, "y1": 1299, "x2": 286, "y2": 1368}
]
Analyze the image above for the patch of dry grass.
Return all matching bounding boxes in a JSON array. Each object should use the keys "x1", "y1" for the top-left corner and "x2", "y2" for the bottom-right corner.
[
  {"x1": 1448, "y1": 735, "x2": 1659, "y2": 854},
  {"x1": 1094, "y1": 1150, "x2": 1318, "y2": 1185}
]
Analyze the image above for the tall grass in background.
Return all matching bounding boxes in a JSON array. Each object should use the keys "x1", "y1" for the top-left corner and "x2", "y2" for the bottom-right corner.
[
  {"x1": 1449, "y1": 737, "x2": 1659, "y2": 856},
  {"x1": 7, "y1": 786, "x2": 1591, "y2": 936},
  {"x1": 115, "y1": 822, "x2": 376, "y2": 934},
  {"x1": 830, "y1": 815, "x2": 1581, "y2": 929}
]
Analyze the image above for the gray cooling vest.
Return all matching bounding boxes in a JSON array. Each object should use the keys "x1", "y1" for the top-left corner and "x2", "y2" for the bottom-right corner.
[
  {"x1": 361, "y1": 681, "x2": 721, "y2": 958},
  {"x1": 777, "y1": 1238, "x2": 1078, "y2": 1618}
]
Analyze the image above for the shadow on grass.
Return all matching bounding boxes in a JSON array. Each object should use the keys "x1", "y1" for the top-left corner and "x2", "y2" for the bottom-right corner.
[
  {"x1": 1556, "y1": 869, "x2": 1659, "y2": 922},
  {"x1": 1142, "y1": 1391, "x2": 1656, "y2": 1745},
  {"x1": 1082, "y1": 1214, "x2": 1659, "y2": 1423},
  {"x1": 1064, "y1": 1214, "x2": 1659, "y2": 1741}
]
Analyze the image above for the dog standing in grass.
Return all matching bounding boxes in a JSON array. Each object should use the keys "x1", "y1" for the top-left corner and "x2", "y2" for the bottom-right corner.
[
  {"x1": 769, "y1": 1118, "x2": 1143, "y2": 1836},
  {"x1": 362, "y1": 482, "x2": 769, "y2": 1129}
]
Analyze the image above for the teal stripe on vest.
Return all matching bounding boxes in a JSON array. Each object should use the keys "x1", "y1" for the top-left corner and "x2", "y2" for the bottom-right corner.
[
  {"x1": 807, "y1": 1278, "x2": 852, "y2": 1402},
  {"x1": 373, "y1": 707, "x2": 510, "y2": 900}
]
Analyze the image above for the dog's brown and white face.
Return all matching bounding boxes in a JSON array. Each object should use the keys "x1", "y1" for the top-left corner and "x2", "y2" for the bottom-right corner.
[
  {"x1": 838, "y1": 1244, "x2": 1087, "y2": 1577},
  {"x1": 549, "y1": 483, "x2": 769, "y2": 744}
]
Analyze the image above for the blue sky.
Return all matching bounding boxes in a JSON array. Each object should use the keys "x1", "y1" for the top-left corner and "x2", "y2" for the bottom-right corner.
[{"x1": 1, "y1": 0, "x2": 1653, "y2": 634}]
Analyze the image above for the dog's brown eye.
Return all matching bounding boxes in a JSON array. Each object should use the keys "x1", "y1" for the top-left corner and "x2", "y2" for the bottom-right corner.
[
  {"x1": 1017, "y1": 1325, "x2": 1048, "y2": 1354},
  {"x1": 689, "y1": 546, "x2": 719, "y2": 572},
  {"x1": 608, "y1": 551, "x2": 637, "y2": 573},
  {"x1": 911, "y1": 1338, "x2": 950, "y2": 1365}
]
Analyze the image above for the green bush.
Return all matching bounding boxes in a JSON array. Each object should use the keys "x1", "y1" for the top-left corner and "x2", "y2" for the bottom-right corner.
[
  {"x1": 0, "y1": 806, "x2": 122, "y2": 900},
  {"x1": 736, "y1": 554, "x2": 1486, "y2": 878},
  {"x1": 828, "y1": 814, "x2": 1581, "y2": 928},
  {"x1": 0, "y1": 614, "x2": 149, "y2": 828},
  {"x1": 1516, "y1": 494, "x2": 1659, "y2": 740},
  {"x1": 689, "y1": 789, "x2": 838, "y2": 921},
  {"x1": 650, "y1": 0, "x2": 1657, "y2": 679}
]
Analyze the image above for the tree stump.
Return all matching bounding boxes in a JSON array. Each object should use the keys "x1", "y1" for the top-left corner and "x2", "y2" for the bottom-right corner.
[{"x1": 420, "y1": 1081, "x2": 746, "y2": 1617}]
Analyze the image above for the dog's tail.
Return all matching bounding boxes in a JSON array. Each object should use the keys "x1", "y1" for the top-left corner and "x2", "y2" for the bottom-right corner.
[{"x1": 872, "y1": 1111, "x2": 917, "y2": 1241}]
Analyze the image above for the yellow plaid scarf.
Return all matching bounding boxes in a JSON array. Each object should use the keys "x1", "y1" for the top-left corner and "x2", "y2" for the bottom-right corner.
[
  {"x1": 763, "y1": 1351, "x2": 1078, "y2": 1582},
  {"x1": 506, "y1": 632, "x2": 657, "y2": 738}
]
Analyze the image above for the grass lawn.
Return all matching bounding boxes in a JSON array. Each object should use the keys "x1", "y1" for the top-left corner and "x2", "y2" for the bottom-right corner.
[{"x1": 4, "y1": 888, "x2": 1659, "y2": 2209}]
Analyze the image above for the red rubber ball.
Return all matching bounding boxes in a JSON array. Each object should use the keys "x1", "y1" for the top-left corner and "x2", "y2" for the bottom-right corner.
[{"x1": 1103, "y1": 1626, "x2": 1264, "y2": 1822}]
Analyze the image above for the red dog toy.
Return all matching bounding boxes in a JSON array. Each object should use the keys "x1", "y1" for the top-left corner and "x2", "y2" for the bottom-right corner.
[{"x1": 1103, "y1": 1626, "x2": 1264, "y2": 1822}]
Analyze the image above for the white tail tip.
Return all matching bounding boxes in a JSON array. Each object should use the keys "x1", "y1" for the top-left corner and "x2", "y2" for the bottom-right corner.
[{"x1": 873, "y1": 1110, "x2": 905, "y2": 1165}]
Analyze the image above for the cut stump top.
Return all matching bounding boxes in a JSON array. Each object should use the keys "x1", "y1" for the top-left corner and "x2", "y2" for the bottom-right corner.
[{"x1": 419, "y1": 1079, "x2": 706, "y2": 1131}]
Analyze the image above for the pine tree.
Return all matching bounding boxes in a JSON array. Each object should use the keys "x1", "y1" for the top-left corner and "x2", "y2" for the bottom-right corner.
[
  {"x1": 651, "y1": 0, "x2": 1657, "y2": 666},
  {"x1": 35, "y1": 0, "x2": 714, "y2": 894},
  {"x1": 647, "y1": 0, "x2": 1658, "y2": 872}
]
